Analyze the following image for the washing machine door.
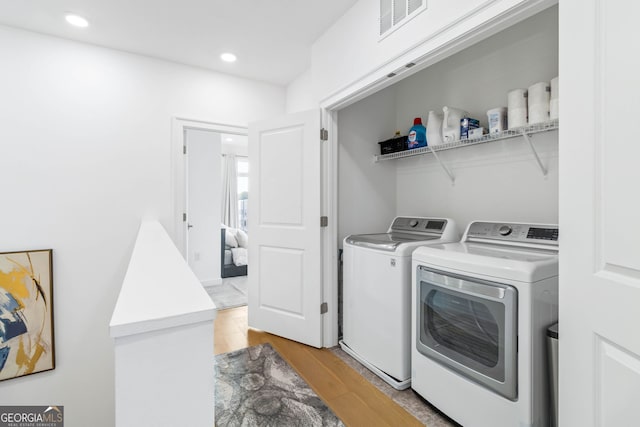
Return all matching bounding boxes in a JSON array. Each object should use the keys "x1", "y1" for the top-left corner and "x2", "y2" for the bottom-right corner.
[{"x1": 416, "y1": 266, "x2": 518, "y2": 400}]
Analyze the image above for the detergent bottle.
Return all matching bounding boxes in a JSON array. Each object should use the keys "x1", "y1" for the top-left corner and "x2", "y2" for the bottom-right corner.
[
  {"x1": 407, "y1": 117, "x2": 427, "y2": 149},
  {"x1": 442, "y1": 106, "x2": 468, "y2": 143},
  {"x1": 426, "y1": 110, "x2": 444, "y2": 146}
]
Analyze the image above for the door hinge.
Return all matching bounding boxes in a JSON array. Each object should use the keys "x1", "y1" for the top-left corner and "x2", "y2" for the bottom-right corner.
[
  {"x1": 320, "y1": 128, "x2": 328, "y2": 141},
  {"x1": 183, "y1": 213, "x2": 187, "y2": 222},
  {"x1": 183, "y1": 145, "x2": 187, "y2": 154},
  {"x1": 320, "y1": 302, "x2": 328, "y2": 314},
  {"x1": 320, "y1": 216, "x2": 328, "y2": 227}
]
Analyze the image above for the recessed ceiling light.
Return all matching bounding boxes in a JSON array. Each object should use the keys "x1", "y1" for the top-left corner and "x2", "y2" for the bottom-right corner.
[
  {"x1": 65, "y1": 14, "x2": 89, "y2": 28},
  {"x1": 225, "y1": 137, "x2": 233, "y2": 142},
  {"x1": 220, "y1": 53, "x2": 237, "y2": 63}
]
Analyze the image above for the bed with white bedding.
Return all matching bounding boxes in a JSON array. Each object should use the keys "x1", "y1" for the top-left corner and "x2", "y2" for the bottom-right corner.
[{"x1": 221, "y1": 227, "x2": 248, "y2": 278}]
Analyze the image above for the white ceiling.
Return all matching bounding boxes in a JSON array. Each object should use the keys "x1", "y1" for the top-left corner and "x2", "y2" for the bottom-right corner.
[{"x1": 0, "y1": 0, "x2": 359, "y2": 86}]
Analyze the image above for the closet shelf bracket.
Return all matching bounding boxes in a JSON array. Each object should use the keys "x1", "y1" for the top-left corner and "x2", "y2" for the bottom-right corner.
[
  {"x1": 428, "y1": 146, "x2": 455, "y2": 184},
  {"x1": 521, "y1": 131, "x2": 548, "y2": 177}
]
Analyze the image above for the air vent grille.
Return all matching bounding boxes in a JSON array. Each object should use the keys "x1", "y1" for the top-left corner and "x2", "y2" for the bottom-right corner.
[
  {"x1": 408, "y1": 0, "x2": 423, "y2": 15},
  {"x1": 380, "y1": 0, "x2": 392, "y2": 34},
  {"x1": 380, "y1": 0, "x2": 426, "y2": 37},
  {"x1": 393, "y1": 0, "x2": 407, "y2": 25}
]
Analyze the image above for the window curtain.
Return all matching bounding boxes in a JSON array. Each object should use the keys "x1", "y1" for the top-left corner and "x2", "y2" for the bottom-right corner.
[{"x1": 221, "y1": 154, "x2": 238, "y2": 228}]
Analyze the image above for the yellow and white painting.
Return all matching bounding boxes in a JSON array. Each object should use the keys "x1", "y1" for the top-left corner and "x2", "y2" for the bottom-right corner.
[{"x1": 0, "y1": 250, "x2": 55, "y2": 381}]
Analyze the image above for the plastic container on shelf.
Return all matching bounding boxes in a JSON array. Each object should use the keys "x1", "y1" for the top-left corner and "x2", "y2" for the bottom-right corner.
[
  {"x1": 407, "y1": 118, "x2": 427, "y2": 149},
  {"x1": 469, "y1": 127, "x2": 486, "y2": 138},
  {"x1": 487, "y1": 107, "x2": 508, "y2": 133},
  {"x1": 442, "y1": 107, "x2": 468, "y2": 142},
  {"x1": 426, "y1": 111, "x2": 444, "y2": 146},
  {"x1": 378, "y1": 131, "x2": 407, "y2": 155},
  {"x1": 460, "y1": 118, "x2": 480, "y2": 140}
]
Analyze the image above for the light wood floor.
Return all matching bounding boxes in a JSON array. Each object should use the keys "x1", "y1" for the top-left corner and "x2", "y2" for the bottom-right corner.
[{"x1": 214, "y1": 306, "x2": 423, "y2": 427}]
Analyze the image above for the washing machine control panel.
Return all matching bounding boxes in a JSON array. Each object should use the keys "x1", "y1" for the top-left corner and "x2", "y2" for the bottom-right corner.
[
  {"x1": 466, "y1": 222, "x2": 558, "y2": 246},
  {"x1": 391, "y1": 217, "x2": 447, "y2": 234},
  {"x1": 498, "y1": 225, "x2": 512, "y2": 236}
]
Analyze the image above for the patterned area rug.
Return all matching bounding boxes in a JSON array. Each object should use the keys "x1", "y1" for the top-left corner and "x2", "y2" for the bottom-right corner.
[{"x1": 215, "y1": 343, "x2": 344, "y2": 426}]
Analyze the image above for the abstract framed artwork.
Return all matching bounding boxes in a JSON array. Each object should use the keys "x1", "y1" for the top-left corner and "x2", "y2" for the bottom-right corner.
[{"x1": 0, "y1": 249, "x2": 55, "y2": 381}]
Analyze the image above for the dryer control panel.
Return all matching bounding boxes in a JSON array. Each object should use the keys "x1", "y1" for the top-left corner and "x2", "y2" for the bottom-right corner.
[
  {"x1": 466, "y1": 221, "x2": 558, "y2": 247},
  {"x1": 390, "y1": 217, "x2": 448, "y2": 234}
]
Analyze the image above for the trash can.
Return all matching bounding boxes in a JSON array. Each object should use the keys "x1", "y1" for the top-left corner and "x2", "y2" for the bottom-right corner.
[{"x1": 547, "y1": 323, "x2": 559, "y2": 427}]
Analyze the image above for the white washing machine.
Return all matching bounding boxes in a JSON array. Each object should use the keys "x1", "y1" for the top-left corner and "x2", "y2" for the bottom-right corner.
[
  {"x1": 340, "y1": 216, "x2": 459, "y2": 390},
  {"x1": 411, "y1": 221, "x2": 559, "y2": 427}
]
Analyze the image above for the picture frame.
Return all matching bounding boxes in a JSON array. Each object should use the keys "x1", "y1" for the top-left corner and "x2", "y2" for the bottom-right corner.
[{"x1": 0, "y1": 249, "x2": 55, "y2": 381}]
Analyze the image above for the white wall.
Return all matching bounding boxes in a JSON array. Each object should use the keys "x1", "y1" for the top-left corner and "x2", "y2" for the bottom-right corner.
[
  {"x1": 286, "y1": 69, "x2": 317, "y2": 113},
  {"x1": 337, "y1": 85, "x2": 398, "y2": 244},
  {"x1": 337, "y1": 7, "x2": 559, "y2": 236},
  {"x1": 303, "y1": 0, "x2": 555, "y2": 106},
  {"x1": 395, "y1": 136, "x2": 558, "y2": 228},
  {"x1": 221, "y1": 136, "x2": 248, "y2": 157},
  {"x1": 0, "y1": 25, "x2": 285, "y2": 426},
  {"x1": 394, "y1": 7, "x2": 559, "y2": 227},
  {"x1": 187, "y1": 129, "x2": 221, "y2": 285}
]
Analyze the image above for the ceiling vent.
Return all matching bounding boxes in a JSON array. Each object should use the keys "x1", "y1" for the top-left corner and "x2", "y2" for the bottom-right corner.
[{"x1": 380, "y1": 0, "x2": 426, "y2": 37}]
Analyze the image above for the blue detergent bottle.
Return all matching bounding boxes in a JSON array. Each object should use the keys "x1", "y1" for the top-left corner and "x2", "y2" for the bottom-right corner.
[{"x1": 407, "y1": 117, "x2": 427, "y2": 149}]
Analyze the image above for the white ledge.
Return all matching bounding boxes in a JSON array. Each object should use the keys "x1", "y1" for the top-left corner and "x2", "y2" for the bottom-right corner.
[{"x1": 110, "y1": 220, "x2": 216, "y2": 338}]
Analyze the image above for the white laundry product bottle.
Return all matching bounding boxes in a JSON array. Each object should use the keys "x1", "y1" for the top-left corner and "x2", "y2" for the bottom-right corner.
[
  {"x1": 426, "y1": 110, "x2": 444, "y2": 146},
  {"x1": 442, "y1": 106, "x2": 468, "y2": 143},
  {"x1": 487, "y1": 107, "x2": 508, "y2": 133}
]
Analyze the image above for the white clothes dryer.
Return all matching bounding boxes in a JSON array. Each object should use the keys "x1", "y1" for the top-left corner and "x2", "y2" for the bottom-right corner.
[
  {"x1": 340, "y1": 216, "x2": 459, "y2": 390},
  {"x1": 411, "y1": 221, "x2": 559, "y2": 427}
]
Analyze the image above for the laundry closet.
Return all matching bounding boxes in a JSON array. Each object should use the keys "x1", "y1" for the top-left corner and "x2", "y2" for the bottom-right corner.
[
  {"x1": 337, "y1": 6, "x2": 559, "y2": 244},
  {"x1": 336, "y1": 7, "x2": 560, "y2": 424}
]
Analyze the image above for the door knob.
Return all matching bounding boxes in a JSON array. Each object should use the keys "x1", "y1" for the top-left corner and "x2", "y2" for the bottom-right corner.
[{"x1": 187, "y1": 223, "x2": 194, "y2": 229}]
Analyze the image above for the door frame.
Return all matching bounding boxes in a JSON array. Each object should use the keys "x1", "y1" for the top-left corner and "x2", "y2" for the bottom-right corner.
[
  {"x1": 170, "y1": 117, "x2": 247, "y2": 257},
  {"x1": 321, "y1": 109, "x2": 340, "y2": 346}
]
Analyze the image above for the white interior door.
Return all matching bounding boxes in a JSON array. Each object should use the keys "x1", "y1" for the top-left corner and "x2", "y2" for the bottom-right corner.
[
  {"x1": 185, "y1": 128, "x2": 221, "y2": 285},
  {"x1": 560, "y1": 1, "x2": 640, "y2": 425},
  {"x1": 248, "y1": 110, "x2": 323, "y2": 348}
]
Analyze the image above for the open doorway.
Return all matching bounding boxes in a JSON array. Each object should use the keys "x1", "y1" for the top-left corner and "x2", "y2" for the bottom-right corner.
[
  {"x1": 186, "y1": 130, "x2": 249, "y2": 309},
  {"x1": 171, "y1": 118, "x2": 249, "y2": 309},
  {"x1": 216, "y1": 134, "x2": 250, "y2": 309}
]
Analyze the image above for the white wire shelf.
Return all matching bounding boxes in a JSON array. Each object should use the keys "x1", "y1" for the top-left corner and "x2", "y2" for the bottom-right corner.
[{"x1": 373, "y1": 119, "x2": 559, "y2": 162}]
